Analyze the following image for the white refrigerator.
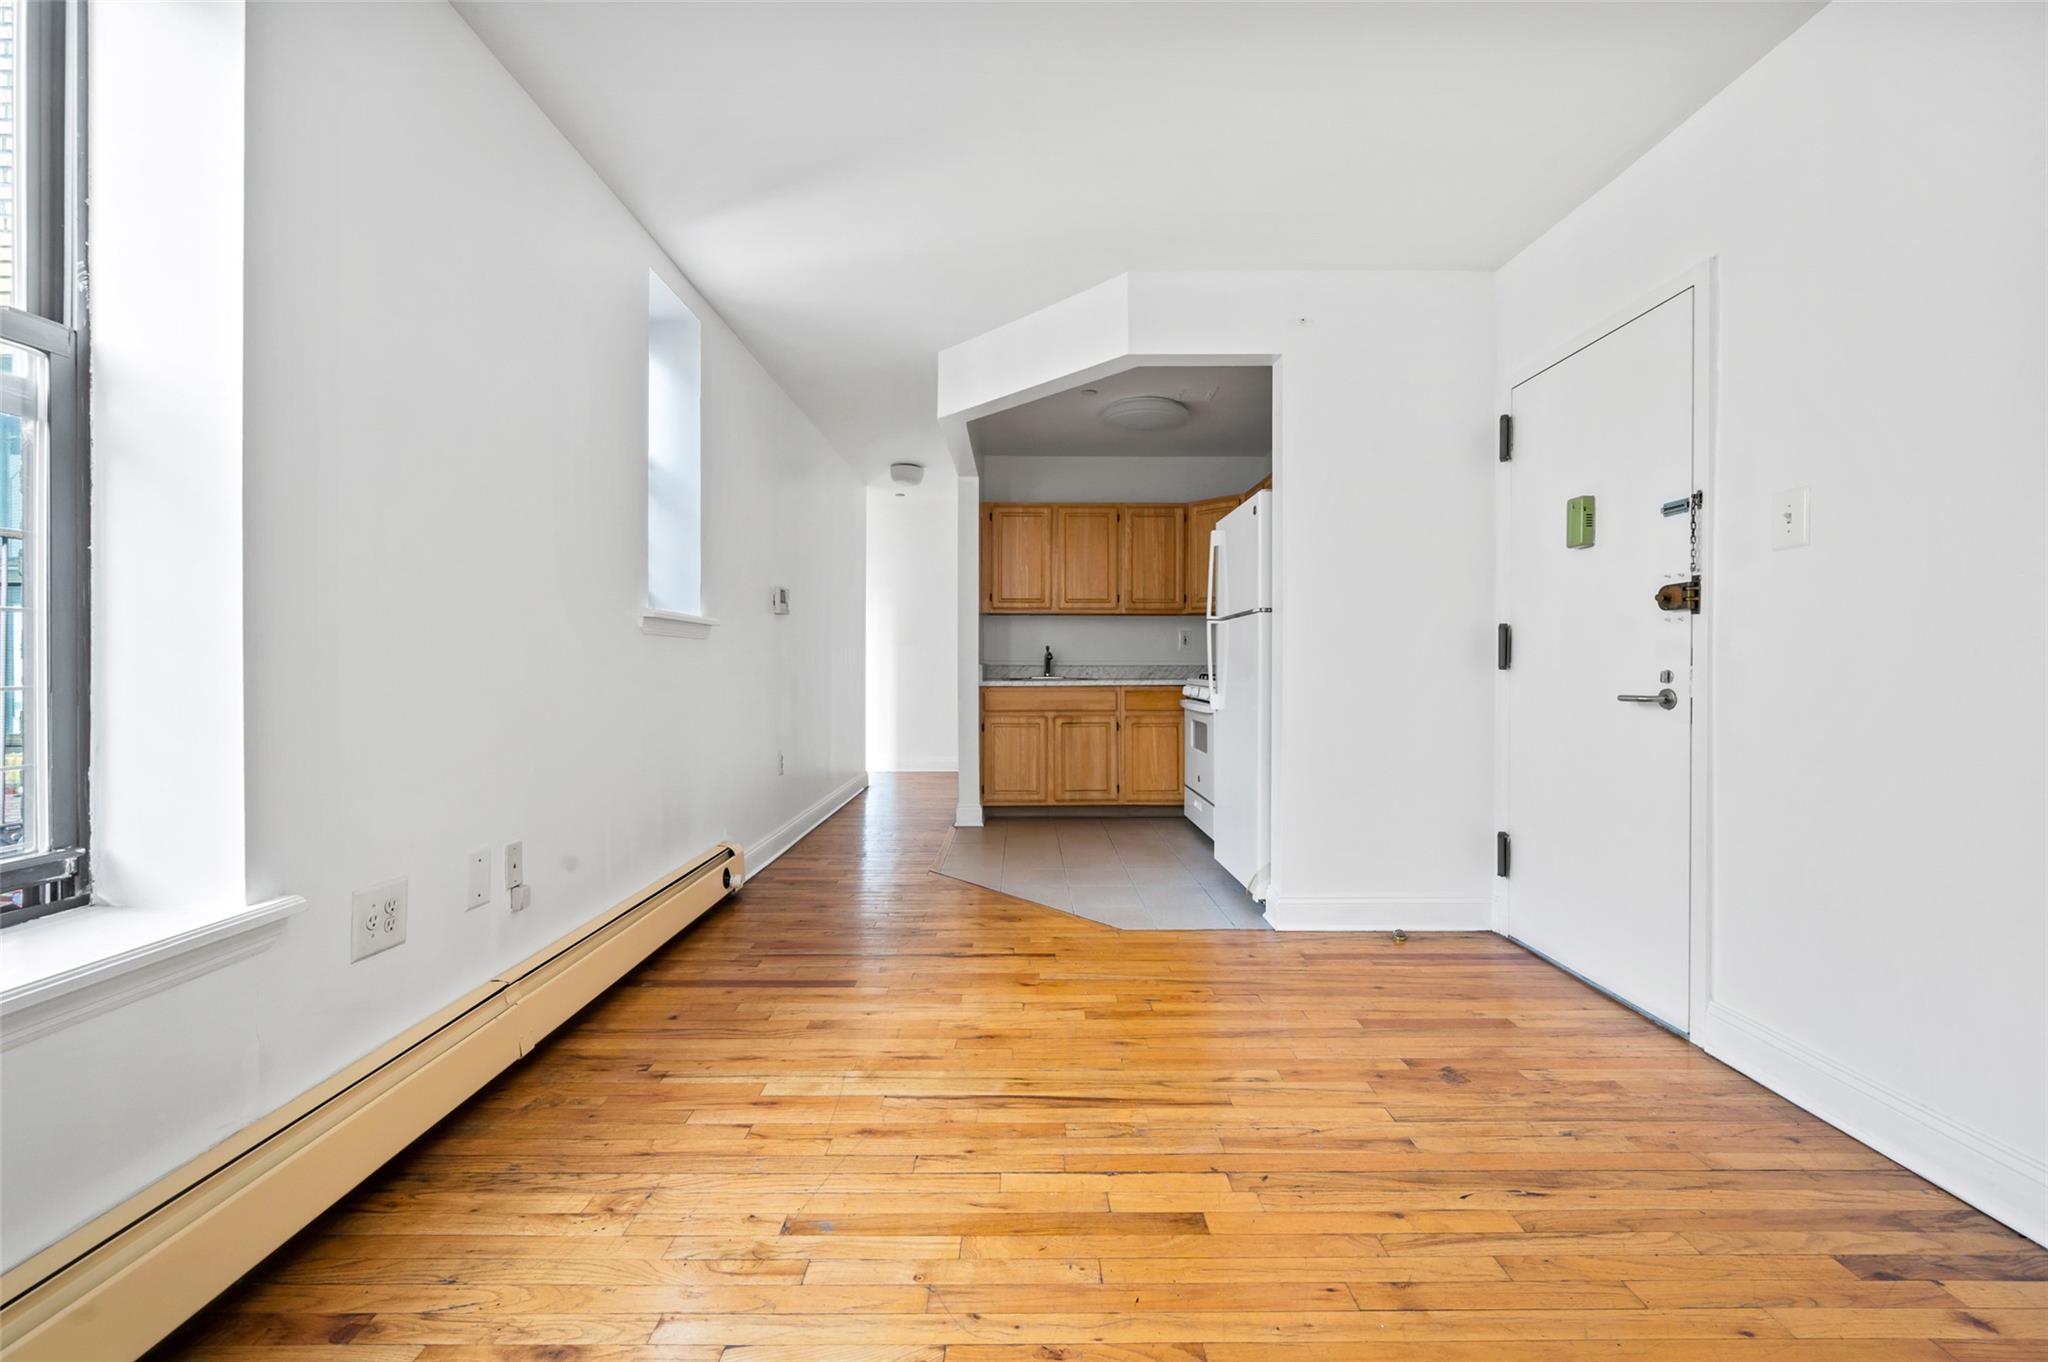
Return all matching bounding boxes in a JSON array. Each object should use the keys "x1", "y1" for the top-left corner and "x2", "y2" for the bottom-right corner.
[{"x1": 1205, "y1": 490, "x2": 1272, "y2": 898}]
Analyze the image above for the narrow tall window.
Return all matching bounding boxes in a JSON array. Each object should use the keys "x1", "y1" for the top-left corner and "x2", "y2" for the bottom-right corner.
[
  {"x1": 0, "y1": 0, "x2": 85, "y2": 926},
  {"x1": 646, "y1": 273, "x2": 702, "y2": 618}
]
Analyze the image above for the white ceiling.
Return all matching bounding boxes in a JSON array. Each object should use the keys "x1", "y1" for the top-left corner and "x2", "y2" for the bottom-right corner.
[
  {"x1": 970, "y1": 364, "x2": 1272, "y2": 460},
  {"x1": 456, "y1": 1, "x2": 1820, "y2": 484}
]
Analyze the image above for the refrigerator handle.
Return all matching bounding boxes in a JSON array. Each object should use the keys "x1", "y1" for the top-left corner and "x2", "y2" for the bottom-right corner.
[
  {"x1": 1205, "y1": 532, "x2": 1227, "y2": 710},
  {"x1": 1206, "y1": 531, "x2": 1224, "y2": 620},
  {"x1": 1206, "y1": 617, "x2": 1225, "y2": 712}
]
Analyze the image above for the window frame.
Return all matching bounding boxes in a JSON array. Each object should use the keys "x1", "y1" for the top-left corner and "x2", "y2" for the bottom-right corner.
[{"x1": 0, "y1": 0, "x2": 87, "y2": 927}]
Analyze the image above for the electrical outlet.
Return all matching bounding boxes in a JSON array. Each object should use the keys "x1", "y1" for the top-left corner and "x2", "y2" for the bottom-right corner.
[
  {"x1": 466, "y1": 848, "x2": 490, "y2": 910},
  {"x1": 504, "y1": 841, "x2": 524, "y2": 889},
  {"x1": 778, "y1": 751, "x2": 785, "y2": 776},
  {"x1": 510, "y1": 883, "x2": 531, "y2": 913},
  {"x1": 351, "y1": 878, "x2": 408, "y2": 962}
]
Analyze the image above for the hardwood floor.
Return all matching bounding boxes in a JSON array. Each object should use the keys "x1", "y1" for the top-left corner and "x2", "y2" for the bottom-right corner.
[{"x1": 152, "y1": 774, "x2": 2047, "y2": 1361}]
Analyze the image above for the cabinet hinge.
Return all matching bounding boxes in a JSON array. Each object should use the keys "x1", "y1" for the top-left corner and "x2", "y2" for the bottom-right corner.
[
  {"x1": 1497, "y1": 622, "x2": 1512, "y2": 671},
  {"x1": 1496, "y1": 831, "x2": 1512, "y2": 879},
  {"x1": 1498, "y1": 414, "x2": 1514, "y2": 462}
]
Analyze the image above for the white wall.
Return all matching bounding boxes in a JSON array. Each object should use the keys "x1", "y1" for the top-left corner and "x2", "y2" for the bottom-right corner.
[
  {"x1": 87, "y1": 0, "x2": 245, "y2": 912},
  {"x1": 1130, "y1": 274, "x2": 1498, "y2": 927},
  {"x1": 866, "y1": 485, "x2": 959, "y2": 771},
  {"x1": 1, "y1": 0, "x2": 866, "y2": 1272},
  {"x1": 980, "y1": 454, "x2": 1270, "y2": 503},
  {"x1": 1496, "y1": 1, "x2": 2047, "y2": 1242},
  {"x1": 943, "y1": 272, "x2": 1498, "y2": 922}
]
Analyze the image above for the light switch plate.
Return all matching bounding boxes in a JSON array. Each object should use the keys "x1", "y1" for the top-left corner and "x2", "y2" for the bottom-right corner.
[
  {"x1": 505, "y1": 841, "x2": 524, "y2": 889},
  {"x1": 1773, "y1": 487, "x2": 1810, "y2": 549},
  {"x1": 466, "y1": 848, "x2": 490, "y2": 910}
]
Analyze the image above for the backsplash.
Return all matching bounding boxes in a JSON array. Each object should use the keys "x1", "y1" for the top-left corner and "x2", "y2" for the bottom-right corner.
[{"x1": 981, "y1": 614, "x2": 1205, "y2": 667}]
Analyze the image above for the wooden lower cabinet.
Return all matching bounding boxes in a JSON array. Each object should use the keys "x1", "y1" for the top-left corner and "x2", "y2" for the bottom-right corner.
[
  {"x1": 1120, "y1": 713, "x2": 1184, "y2": 804},
  {"x1": 1051, "y1": 715, "x2": 1118, "y2": 802},
  {"x1": 982, "y1": 686, "x2": 1183, "y2": 807},
  {"x1": 981, "y1": 713, "x2": 1049, "y2": 803}
]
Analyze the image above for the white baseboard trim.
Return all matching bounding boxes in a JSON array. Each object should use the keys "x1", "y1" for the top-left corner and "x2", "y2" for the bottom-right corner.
[
  {"x1": 874, "y1": 764, "x2": 960, "y2": 774},
  {"x1": 1697, "y1": 1000, "x2": 2048, "y2": 1247},
  {"x1": 1264, "y1": 895, "x2": 1492, "y2": 932},
  {"x1": 954, "y1": 801, "x2": 984, "y2": 828},
  {"x1": 745, "y1": 773, "x2": 869, "y2": 878}
]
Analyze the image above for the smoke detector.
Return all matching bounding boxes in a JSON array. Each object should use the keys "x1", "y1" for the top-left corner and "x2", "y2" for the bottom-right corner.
[
  {"x1": 1100, "y1": 395, "x2": 1191, "y2": 432},
  {"x1": 888, "y1": 462, "x2": 925, "y2": 486}
]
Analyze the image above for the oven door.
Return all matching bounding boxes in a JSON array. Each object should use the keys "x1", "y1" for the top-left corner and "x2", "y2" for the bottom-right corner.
[{"x1": 1182, "y1": 700, "x2": 1215, "y2": 806}]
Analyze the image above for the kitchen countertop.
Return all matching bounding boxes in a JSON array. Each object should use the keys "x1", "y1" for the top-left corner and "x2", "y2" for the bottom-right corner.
[{"x1": 981, "y1": 664, "x2": 1204, "y2": 688}]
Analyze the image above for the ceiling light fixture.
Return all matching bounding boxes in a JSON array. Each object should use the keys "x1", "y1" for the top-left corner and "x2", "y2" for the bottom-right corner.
[
  {"x1": 1099, "y1": 395, "x2": 1191, "y2": 432},
  {"x1": 888, "y1": 462, "x2": 925, "y2": 486}
]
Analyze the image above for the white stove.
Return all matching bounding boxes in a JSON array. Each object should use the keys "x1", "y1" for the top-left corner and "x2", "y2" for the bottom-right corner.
[{"x1": 1182, "y1": 681, "x2": 1216, "y2": 837}]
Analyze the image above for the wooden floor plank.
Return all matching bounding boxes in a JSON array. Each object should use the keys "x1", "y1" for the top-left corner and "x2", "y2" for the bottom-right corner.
[{"x1": 147, "y1": 774, "x2": 2039, "y2": 1361}]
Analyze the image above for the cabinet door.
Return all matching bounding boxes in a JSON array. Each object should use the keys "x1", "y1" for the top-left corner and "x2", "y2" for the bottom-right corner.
[
  {"x1": 1054, "y1": 506, "x2": 1120, "y2": 612},
  {"x1": 1184, "y1": 495, "x2": 1241, "y2": 615},
  {"x1": 986, "y1": 505, "x2": 1053, "y2": 612},
  {"x1": 1120, "y1": 712, "x2": 1183, "y2": 804},
  {"x1": 1050, "y1": 714, "x2": 1118, "y2": 802},
  {"x1": 1122, "y1": 505, "x2": 1186, "y2": 614},
  {"x1": 982, "y1": 713, "x2": 1049, "y2": 804}
]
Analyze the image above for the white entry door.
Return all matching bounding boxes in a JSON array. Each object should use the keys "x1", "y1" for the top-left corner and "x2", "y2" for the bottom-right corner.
[{"x1": 1503, "y1": 288, "x2": 1697, "y2": 1032}]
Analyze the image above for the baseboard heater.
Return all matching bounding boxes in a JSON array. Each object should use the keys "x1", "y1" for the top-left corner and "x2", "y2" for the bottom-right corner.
[{"x1": 0, "y1": 842, "x2": 743, "y2": 1362}]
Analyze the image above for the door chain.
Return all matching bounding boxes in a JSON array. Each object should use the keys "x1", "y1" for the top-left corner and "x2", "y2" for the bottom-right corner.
[{"x1": 1655, "y1": 491, "x2": 1704, "y2": 614}]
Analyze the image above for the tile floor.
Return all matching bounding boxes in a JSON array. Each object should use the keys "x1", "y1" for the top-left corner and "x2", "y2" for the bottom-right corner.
[{"x1": 936, "y1": 815, "x2": 1272, "y2": 930}]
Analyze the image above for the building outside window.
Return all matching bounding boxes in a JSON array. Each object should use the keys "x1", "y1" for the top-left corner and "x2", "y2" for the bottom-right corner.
[{"x1": 0, "y1": 0, "x2": 86, "y2": 926}]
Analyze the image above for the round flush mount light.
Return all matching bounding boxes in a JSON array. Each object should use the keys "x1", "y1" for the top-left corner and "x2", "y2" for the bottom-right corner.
[
  {"x1": 888, "y1": 462, "x2": 925, "y2": 486},
  {"x1": 1099, "y1": 394, "x2": 1191, "y2": 432}
]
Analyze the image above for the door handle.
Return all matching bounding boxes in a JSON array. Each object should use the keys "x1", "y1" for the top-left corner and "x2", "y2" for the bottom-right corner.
[{"x1": 1617, "y1": 688, "x2": 1679, "y2": 710}]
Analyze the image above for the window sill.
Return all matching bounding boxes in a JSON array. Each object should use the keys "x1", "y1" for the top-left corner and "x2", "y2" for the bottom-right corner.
[
  {"x1": 0, "y1": 894, "x2": 308, "y2": 1050},
  {"x1": 640, "y1": 607, "x2": 720, "y2": 639}
]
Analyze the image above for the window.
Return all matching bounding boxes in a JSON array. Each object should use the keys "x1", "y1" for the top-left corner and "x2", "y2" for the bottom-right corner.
[
  {"x1": 0, "y1": 0, "x2": 85, "y2": 927},
  {"x1": 646, "y1": 272, "x2": 703, "y2": 619}
]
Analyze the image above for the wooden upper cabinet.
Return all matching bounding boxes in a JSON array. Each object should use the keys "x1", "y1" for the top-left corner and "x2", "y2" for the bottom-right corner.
[
  {"x1": 1122, "y1": 505, "x2": 1186, "y2": 614},
  {"x1": 1050, "y1": 714, "x2": 1118, "y2": 802},
  {"x1": 1184, "y1": 495, "x2": 1241, "y2": 616},
  {"x1": 981, "y1": 478, "x2": 1266, "y2": 616},
  {"x1": 1054, "y1": 506, "x2": 1120, "y2": 612},
  {"x1": 985, "y1": 505, "x2": 1053, "y2": 612}
]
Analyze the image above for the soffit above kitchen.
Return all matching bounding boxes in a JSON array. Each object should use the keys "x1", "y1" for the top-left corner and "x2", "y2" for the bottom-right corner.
[{"x1": 969, "y1": 365, "x2": 1271, "y2": 461}]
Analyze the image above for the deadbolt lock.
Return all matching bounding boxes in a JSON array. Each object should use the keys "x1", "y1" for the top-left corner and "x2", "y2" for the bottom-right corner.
[{"x1": 1655, "y1": 575, "x2": 1701, "y2": 614}]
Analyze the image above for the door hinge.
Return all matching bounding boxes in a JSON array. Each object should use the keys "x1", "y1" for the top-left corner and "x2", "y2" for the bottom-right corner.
[
  {"x1": 1497, "y1": 622, "x2": 1513, "y2": 671},
  {"x1": 1496, "y1": 831, "x2": 1512, "y2": 879},
  {"x1": 1498, "y1": 414, "x2": 1513, "y2": 463}
]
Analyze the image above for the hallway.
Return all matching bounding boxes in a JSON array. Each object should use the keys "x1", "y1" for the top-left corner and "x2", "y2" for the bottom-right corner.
[{"x1": 154, "y1": 775, "x2": 2046, "y2": 1359}]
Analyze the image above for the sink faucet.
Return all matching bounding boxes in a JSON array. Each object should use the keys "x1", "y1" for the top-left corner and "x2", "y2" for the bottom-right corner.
[{"x1": 1042, "y1": 645, "x2": 1054, "y2": 677}]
